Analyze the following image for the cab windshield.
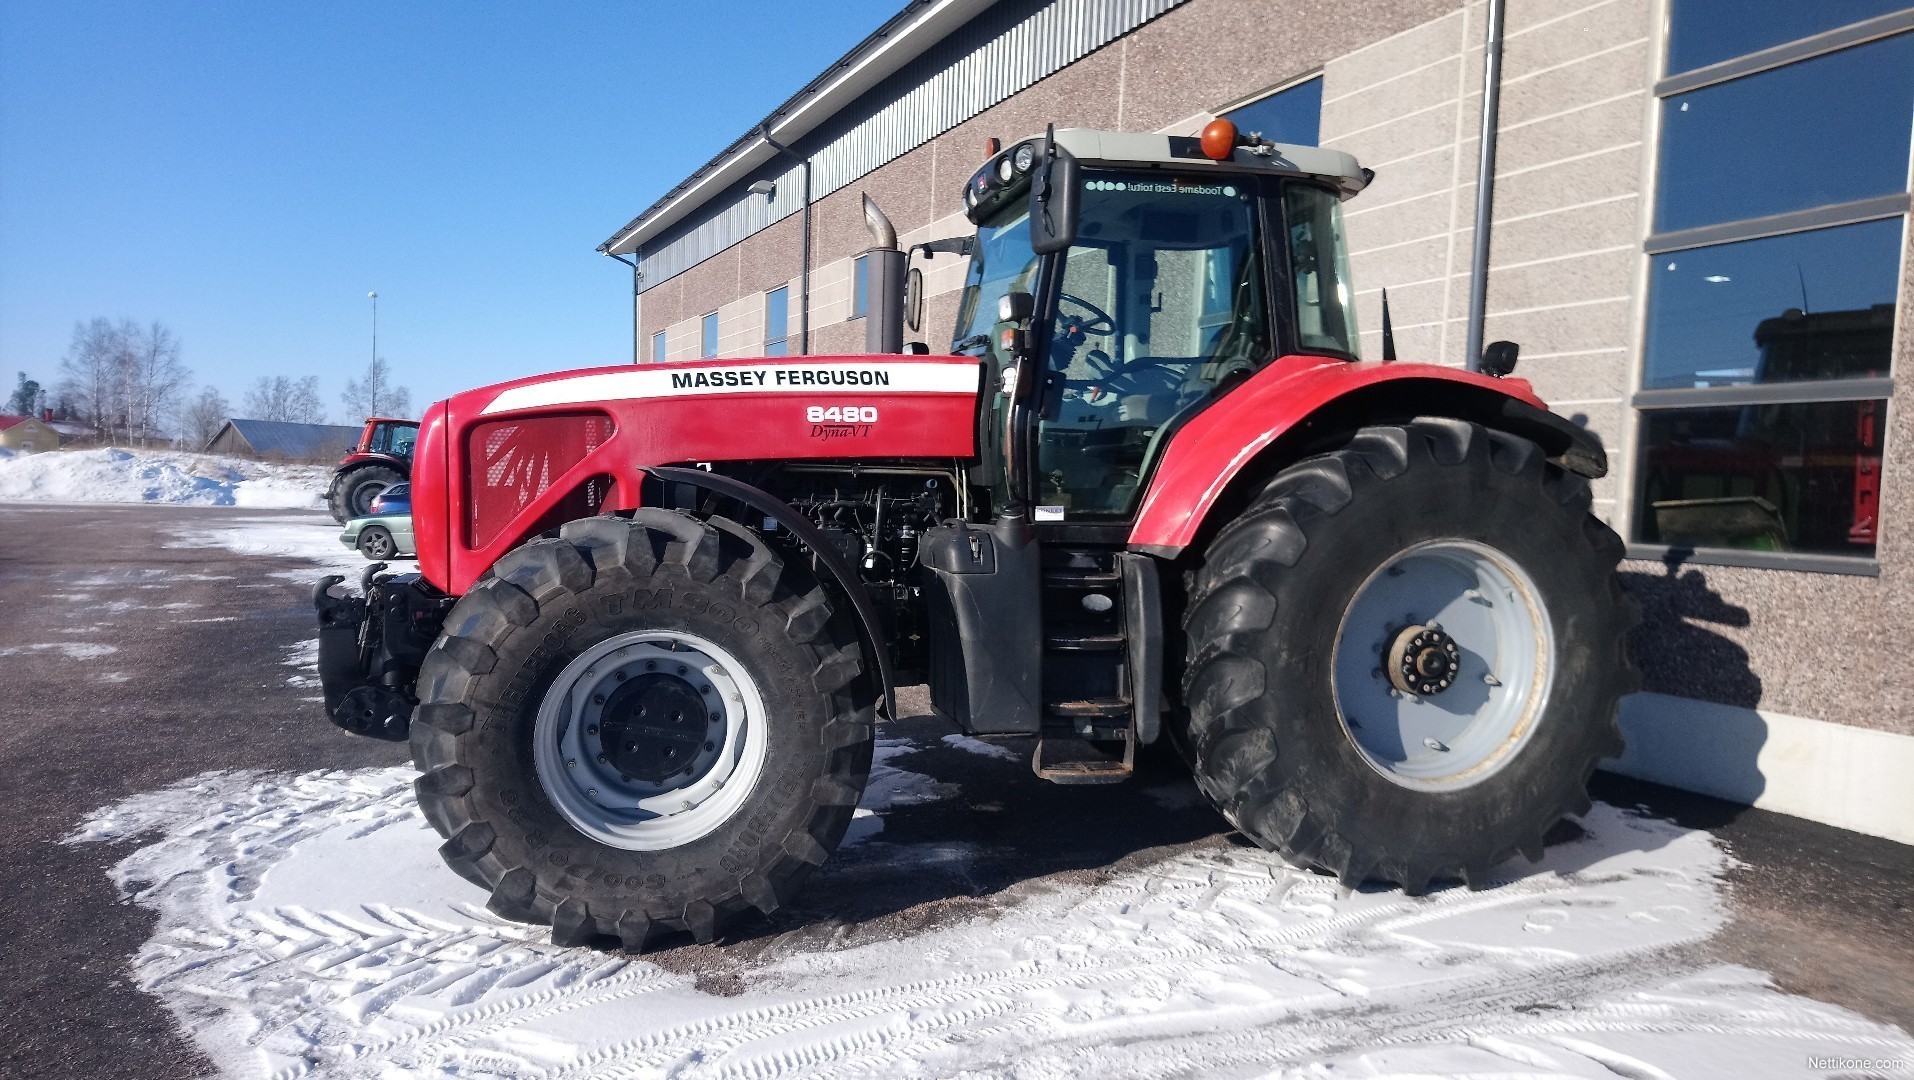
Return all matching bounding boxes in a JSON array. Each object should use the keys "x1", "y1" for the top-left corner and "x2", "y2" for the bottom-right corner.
[{"x1": 1036, "y1": 170, "x2": 1269, "y2": 518}]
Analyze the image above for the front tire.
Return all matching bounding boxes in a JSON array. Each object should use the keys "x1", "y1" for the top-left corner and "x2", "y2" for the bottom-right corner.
[
  {"x1": 410, "y1": 509, "x2": 875, "y2": 949},
  {"x1": 357, "y1": 524, "x2": 396, "y2": 560},
  {"x1": 1181, "y1": 420, "x2": 1634, "y2": 893}
]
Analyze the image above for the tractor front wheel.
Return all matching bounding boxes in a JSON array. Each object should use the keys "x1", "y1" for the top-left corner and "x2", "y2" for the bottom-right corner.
[
  {"x1": 409, "y1": 509, "x2": 875, "y2": 949},
  {"x1": 1181, "y1": 420, "x2": 1634, "y2": 893}
]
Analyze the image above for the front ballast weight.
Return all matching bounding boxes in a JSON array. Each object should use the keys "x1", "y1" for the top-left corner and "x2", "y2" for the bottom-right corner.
[{"x1": 315, "y1": 563, "x2": 454, "y2": 741}]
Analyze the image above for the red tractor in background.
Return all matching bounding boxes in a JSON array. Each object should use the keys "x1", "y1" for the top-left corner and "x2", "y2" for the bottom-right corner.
[
  {"x1": 315, "y1": 122, "x2": 1634, "y2": 952},
  {"x1": 326, "y1": 416, "x2": 419, "y2": 523}
]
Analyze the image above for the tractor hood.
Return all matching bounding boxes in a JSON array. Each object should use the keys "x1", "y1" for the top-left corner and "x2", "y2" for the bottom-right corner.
[{"x1": 418, "y1": 356, "x2": 983, "y2": 593}]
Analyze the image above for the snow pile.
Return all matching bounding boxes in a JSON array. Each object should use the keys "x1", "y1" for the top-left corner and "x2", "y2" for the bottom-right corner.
[
  {"x1": 69, "y1": 754, "x2": 1914, "y2": 1079},
  {"x1": 0, "y1": 447, "x2": 327, "y2": 508}
]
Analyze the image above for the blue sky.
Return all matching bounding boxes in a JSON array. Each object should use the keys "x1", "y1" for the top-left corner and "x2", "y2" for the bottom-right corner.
[{"x1": 0, "y1": 0, "x2": 898, "y2": 420}]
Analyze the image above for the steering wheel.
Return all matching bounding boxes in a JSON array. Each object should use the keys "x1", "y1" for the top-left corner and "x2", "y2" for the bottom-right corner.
[{"x1": 1058, "y1": 293, "x2": 1116, "y2": 338}]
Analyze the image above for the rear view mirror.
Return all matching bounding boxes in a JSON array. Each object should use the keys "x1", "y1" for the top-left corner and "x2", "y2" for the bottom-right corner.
[
  {"x1": 1481, "y1": 340, "x2": 1520, "y2": 377},
  {"x1": 904, "y1": 266, "x2": 924, "y2": 332},
  {"x1": 1029, "y1": 133, "x2": 1080, "y2": 255}
]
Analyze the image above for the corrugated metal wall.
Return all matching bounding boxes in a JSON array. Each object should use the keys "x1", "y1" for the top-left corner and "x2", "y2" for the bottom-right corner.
[{"x1": 635, "y1": 0, "x2": 1187, "y2": 291}]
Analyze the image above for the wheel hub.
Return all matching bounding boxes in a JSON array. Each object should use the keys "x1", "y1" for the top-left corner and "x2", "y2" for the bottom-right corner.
[
  {"x1": 1385, "y1": 623, "x2": 1460, "y2": 696},
  {"x1": 599, "y1": 672, "x2": 714, "y2": 783},
  {"x1": 533, "y1": 632, "x2": 767, "y2": 850}
]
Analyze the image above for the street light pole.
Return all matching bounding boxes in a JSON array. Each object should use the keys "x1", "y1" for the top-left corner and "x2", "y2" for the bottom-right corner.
[{"x1": 368, "y1": 291, "x2": 378, "y2": 370}]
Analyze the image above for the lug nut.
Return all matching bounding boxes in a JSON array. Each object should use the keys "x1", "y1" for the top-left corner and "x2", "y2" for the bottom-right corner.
[
  {"x1": 592, "y1": 695, "x2": 605, "y2": 705},
  {"x1": 615, "y1": 671, "x2": 626, "y2": 682},
  {"x1": 709, "y1": 712, "x2": 721, "y2": 723},
  {"x1": 567, "y1": 758, "x2": 577, "y2": 768},
  {"x1": 586, "y1": 724, "x2": 598, "y2": 735},
  {"x1": 704, "y1": 741, "x2": 715, "y2": 751},
  {"x1": 597, "y1": 754, "x2": 608, "y2": 764},
  {"x1": 587, "y1": 788, "x2": 598, "y2": 798},
  {"x1": 646, "y1": 660, "x2": 657, "y2": 671},
  {"x1": 677, "y1": 664, "x2": 688, "y2": 675}
]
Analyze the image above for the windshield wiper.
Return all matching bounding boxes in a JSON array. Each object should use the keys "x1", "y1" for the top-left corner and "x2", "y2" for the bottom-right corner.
[{"x1": 953, "y1": 334, "x2": 990, "y2": 354}]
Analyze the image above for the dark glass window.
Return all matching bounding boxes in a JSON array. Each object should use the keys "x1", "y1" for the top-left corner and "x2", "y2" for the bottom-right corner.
[
  {"x1": 1655, "y1": 34, "x2": 1914, "y2": 233},
  {"x1": 700, "y1": 312, "x2": 718, "y2": 358},
  {"x1": 852, "y1": 255, "x2": 869, "y2": 319},
  {"x1": 1225, "y1": 76, "x2": 1322, "y2": 146},
  {"x1": 1636, "y1": 399, "x2": 1887, "y2": 557},
  {"x1": 1641, "y1": 218, "x2": 1902, "y2": 389},
  {"x1": 1667, "y1": 0, "x2": 1910, "y2": 74},
  {"x1": 651, "y1": 330, "x2": 666, "y2": 362},
  {"x1": 765, "y1": 286, "x2": 789, "y2": 356}
]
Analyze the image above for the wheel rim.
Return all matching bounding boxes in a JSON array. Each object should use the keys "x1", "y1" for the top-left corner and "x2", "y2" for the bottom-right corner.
[
  {"x1": 533, "y1": 630, "x2": 768, "y2": 850},
  {"x1": 363, "y1": 531, "x2": 391, "y2": 558},
  {"x1": 1330, "y1": 539, "x2": 1554, "y2": 791}
]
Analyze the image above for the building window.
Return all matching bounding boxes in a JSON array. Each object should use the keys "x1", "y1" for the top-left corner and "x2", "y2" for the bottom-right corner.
[
  {"x1": 701, "y1": 312, "x2": 719, "y2": 358},
  {"x1": 851, "y1": 255, "x2": 869, "y2": 319},
  {"x1": 765, "y1": 286, "x2": 789, "y2": 356},
  {"x1": 1633, "y1": 6, "x2": 1908, "y2": 565},
  {"x1": 1224, "y1": 75, "x2": 1323, "y2": 146},
  {"x1": 652, "y1": 330, "x2": 667, "y2": 362}
]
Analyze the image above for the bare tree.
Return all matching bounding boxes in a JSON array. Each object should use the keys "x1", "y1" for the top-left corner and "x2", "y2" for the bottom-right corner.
[
  {"x1": 244, "y1": 375, "x2": 328, "y2": 424},
  {"x1": 58, "y1": 318, "x2": 132, "y2": 441},
  {"x1": 181, "y1": 384, "x2": 229, "y2": 448},
  {"x1": 127, "y1": 321, "x2": 189, "y2": 445},
  {"x1": 54, "y1": 319, "x2": 191, "y2": 445},
  {"x1": 341, "y1": 356, "x2": 411, "y2": 420}
]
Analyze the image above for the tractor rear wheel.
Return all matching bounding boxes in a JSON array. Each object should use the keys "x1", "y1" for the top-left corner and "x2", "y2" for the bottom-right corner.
[
  {"x1": 1181, "y1": 420, "x2": 1634, "y2": 893},
  {"x1": 331, "y1": 465, "x2": 404, "y2": 522},
  {"x1": 409, "y1": 509, "x2": 875, "y2": 949}
]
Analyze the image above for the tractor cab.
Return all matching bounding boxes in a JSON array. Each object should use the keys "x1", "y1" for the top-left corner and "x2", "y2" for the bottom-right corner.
[
  {"x1": 952, "y1": 125, "x2": 1369, "y2": 521},
  {"x1": 357, "y1": 417, "x2": 418, "y2": 459}
]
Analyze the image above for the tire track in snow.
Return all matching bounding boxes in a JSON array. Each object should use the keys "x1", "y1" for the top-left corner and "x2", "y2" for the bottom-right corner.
[{"x1": 70, "y1": 762, "x2": 1914, "y2": 1079}]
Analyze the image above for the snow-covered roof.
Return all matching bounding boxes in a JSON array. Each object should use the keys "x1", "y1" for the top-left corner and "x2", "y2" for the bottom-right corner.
[{"x1": 213, "y1": 418, "x2": 361, "y2": 457}]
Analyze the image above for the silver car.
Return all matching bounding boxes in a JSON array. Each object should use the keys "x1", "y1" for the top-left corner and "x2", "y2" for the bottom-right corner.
[{"x1": 340, "y1": 513, "x2": 414, "y2": 560}]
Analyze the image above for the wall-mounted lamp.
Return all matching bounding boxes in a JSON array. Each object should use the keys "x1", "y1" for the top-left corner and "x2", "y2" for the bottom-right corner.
[{"x1": 747, "y1": 180, "x2": 777, "y2": 197}]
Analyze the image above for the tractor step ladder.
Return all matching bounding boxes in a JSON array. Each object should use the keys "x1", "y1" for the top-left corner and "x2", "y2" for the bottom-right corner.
[
  {"x1": 1033, "y1": 727, "x2": 1135, "y2": 784},
  {"x1": 1032, "y1": 547, "x2": 1135, "y2": 784}
]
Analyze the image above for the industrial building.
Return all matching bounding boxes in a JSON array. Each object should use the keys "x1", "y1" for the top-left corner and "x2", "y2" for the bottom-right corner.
[{"x1": 599, "y1": 0, "x2": 1914, "y2": 843}]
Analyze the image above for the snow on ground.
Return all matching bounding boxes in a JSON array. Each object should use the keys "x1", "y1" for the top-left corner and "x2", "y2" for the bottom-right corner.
[
  {"x1": 0, "y1": 447, "x2": 328, "y2": 508},
  {"x1": 69, "y1": 754, "x2": 1914, "y2": 1080},
  {"x1": 165, "y1": 513, "x2": 398, "y2": 579}
]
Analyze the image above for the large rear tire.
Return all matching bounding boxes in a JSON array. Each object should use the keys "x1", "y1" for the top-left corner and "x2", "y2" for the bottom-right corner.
[
  {"x1": 330, "y1": 465, "x2": 404, "y2": 523},
  {"x1": 1181, "y1": 419, "x2": 1634, "y2": 893},
  {"x1": 410, "y1": 509, "x2": 875, "y2": 949}
]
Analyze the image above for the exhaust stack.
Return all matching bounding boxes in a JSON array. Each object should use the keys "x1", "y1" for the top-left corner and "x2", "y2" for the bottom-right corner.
[{"x1": 861, "y1": 194, "x2": 905, "y2": 354}]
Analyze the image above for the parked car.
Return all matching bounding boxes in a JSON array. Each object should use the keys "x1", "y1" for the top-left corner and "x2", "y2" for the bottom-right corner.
[
  {"x1": 340, "y1": 513, "x2": 414, "y2": 560},
  {"x1": 368, "y1": 482, "x2": 410, "y2": 517}
]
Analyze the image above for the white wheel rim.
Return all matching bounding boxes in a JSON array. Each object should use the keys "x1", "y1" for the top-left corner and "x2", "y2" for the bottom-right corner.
[
  {"x1": 1330, "y1": 539, "x2": 1554, "y2": 791},
  {"x1": 533, "y1": 629, "x2": 768, "y2": 850}
]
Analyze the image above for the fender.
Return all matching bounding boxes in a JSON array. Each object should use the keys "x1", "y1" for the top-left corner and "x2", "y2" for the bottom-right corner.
[
  {"x1": 642, "y1": 466, "x2": 900, "y2": 724},
  {"x1": 1128, "y1": 355, "x2": 1607, "y2": 557}
]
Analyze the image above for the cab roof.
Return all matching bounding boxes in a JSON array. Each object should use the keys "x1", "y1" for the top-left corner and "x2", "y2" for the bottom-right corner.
[{"x1": 1047, "y1": 127, "x2": 1371, "y2": 198}]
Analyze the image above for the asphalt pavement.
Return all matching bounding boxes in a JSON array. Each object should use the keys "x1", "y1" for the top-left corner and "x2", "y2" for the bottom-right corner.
[{"x1": 0, "y1": 503, "x2": 1906, "y2": 1079}]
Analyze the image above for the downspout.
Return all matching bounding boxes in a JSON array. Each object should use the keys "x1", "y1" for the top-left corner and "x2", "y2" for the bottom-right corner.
[
  {"x1": 606, "y1": 251, "x2": 640, "y2": 363},
  {"x1": 762, "y1": 126, "x2": 813, "y2": 355},
  {"x1": 1463, "y1": 0, "x2": 1506, "y2": 373}
]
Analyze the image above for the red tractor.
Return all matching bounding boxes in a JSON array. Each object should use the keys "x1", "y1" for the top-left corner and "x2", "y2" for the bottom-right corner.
[
  {"x1": 326, "y1": 416, "x2": 419, "y2": 523},
  {"x1": 316, "y1": 123, "x2": 1633, "y2": 951}
]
